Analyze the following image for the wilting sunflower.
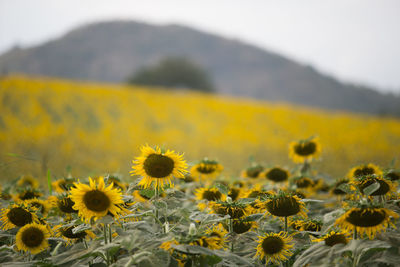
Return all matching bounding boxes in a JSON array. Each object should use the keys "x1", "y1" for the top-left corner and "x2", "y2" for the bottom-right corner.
[
  {"x1": 241, "y1": 164, "x2": 264, "y2": 179},
  {"x1": 0, "y1": 203, "x2": 38, "y2": 230},
  {"x1": 17, "y1": 175, "x2": 39, "y2": 189},
  {"x1": 52, "y1": 178, "x2": 75, "y2": 193},
  {"x1": 289, "y1": 137, "x2": 321, "y2": 163},
  {"x1": 351, "y1": 176, "x2": 395, "y2": 196},
  {"x1": 190, "y1": 158, "x2": 223, "y2": 181},
  {"x1": 313, "y1": 230, "x2": 351, "y2": 246},
  {"x1": 224, "y1": 218, "x2": 257, "y2": 234},
  {"x1": 261, "y1": 167, "x2": 290, "y2": 183},
  {"x1": 245, "y1": 186, "x2": 275, "y2": 199},
  {"x1": 69, "y1": 177, "x2": 125, "y2": 223},
  {"x1": 210, "y1": 201, "x2": 248, "y2": 219},
  {"x1": 130, "y1": 145, "x2": 188, "y2": 189},
  {"x1": 15, "y1": 189, "x2": 43, "y2": 201},
  {"x1": 293, "y1": 176, "x2": 314, "y2": 189},
  {"x1": 205, "y1": 224, "x2": 228, "y2": 248},
  {"x1": 292, "y1": 219, "x2": 322, "y2": 232},
  {"x1": 331, "y1": 179, "x2": 350, "y2": 196},
  {"x1": 335, "y1": 205, "x2": 399, "y2": 239},
  {"x1": 255, "y1": 231, "x2": 294, "y2": 265},
  {"x1": 347, "y1": 163, "x2": 382, "y2": 180},
  {"x1": 264, "y1": 192, "x2": 307, "y2": 218},
  {"x1": 195, "y1": 187, "x2": 226, "y2": 202},
  {"x1": 57, "y1": 195, "x2": 78, "y2": 214},
  {"x1": 54, "y1": 225, "x2": 96, "y2": 245},
  {"x1": 228, "y1": 187, "x2": 242, "y2": 201},
  {"x1": 16, "y1": 223, "x2": 49, "y2": 254},
  {"x1": 24, "y1": 198, "x2": 51, "y2": 216},
  {"x1": 101, "y1": 176, "x2": 127, "y2": 192}
]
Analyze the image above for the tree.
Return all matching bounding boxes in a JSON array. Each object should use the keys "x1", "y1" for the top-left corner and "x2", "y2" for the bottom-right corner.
[{"x1": 127, "y1": 57, "x2": 215, "y2": 92}]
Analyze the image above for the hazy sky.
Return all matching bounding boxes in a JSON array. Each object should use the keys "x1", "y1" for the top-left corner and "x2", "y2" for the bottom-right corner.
[{"x1": 1, "y1": 0, "x2": 400, "y2": 92}]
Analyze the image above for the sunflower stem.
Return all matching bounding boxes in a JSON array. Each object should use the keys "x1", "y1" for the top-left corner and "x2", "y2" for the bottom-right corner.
[
  {"x1": 108, "y1": 224, "x2": 112, "y2": 244},
  {"x1": 284, "y1": 216, "x2": 288, "y2": 232},
  {"x1": 154, "y1": 186, "x2": 159, "y2": 220},
  {"x1": 353, "y1": 227, "x2": 357, "y2": 240}
]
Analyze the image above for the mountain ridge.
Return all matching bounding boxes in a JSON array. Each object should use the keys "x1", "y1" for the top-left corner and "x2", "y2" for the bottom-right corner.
[{"x1": 1, "y1": 20, "x2": 399, "y2": 116}]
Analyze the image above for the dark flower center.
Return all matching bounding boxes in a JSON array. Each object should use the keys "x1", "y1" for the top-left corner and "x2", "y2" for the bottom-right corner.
[
  {"x1": 62, "y1": 226, "x2": 87, "y2": 239},
  {"x1": 83, "y1": 190, "x2": 110, "y2": 212},
  {"x1": 296, "y1": 178, "x2": 314, "y2": 188},
  {"x1": 332, "y1": 180, "x2": 349, "y2": 195},
  {"x1": 354, "y1": 167, "x2": 376, "y2": 178},
  {"x1": 21, "y1": 227, "x2": 44, "y2": 248},
  {"x1": 231, "y1": 220, "x2": 252, "y2": 234},
  {"x1": 360, "y1": 179, "x2": 390, "y2": 196},
  {"x1": 294, "y1": 142, "x2": 317, "y2": 156},
  {"x1": 197, "y1": 164, "x2": 217, "y2": 174},
  {"x1": 325, "y1": 234, "x2": 348, "y2": 246},
  {"x1": 262, "y1": 236, "x2": 284, "y2": 255},
  {"x1": 202, "y1": 190, "x2": 222, "y2": 201},
  {"x1": 346, "y1": 209, "x2": 386, "y2": 227},
  {"x1": 303, "y1": 222, "x2": 321, "y2": 232},
  {"x1": 266, "y1": 196, "x2": 301, "y2": 217},
  {"x1": 266, "y1": 168, "x2": 288, "y2": 182},
  {"x1": 30, "y1": 201, "x2": 45, "y2": 214},
  {"x1": 386, "y1": 172, "x2": 400, "y2": 181},
  {"x1": 246, "y1": 166, "x2": 264, "y2": 178},
  {"x1": 212, "y1": 205, "x2": 245, "y2": 219},
  {"x1": 58, "y1": 197, "x2": 77, "y2": 213},
  {"x1": 19, "y1": 190, "x2": 41, "y2": 200},
  {"x1": 7, "y1": 207, "x2": 33, "y2": 227},
  {"x1": 143, "y1": 154, "x2": 175, "y2": 178},
  {"x1": 228, "y1": 188, "x2": 240, "y2": 201}
]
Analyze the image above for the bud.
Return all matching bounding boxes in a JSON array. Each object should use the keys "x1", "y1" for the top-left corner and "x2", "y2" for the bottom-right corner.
[
  {"x1": 164, "y1": 221, "x2": 170, "y2": 233},
  {"x1": 226, "y1": 196, "x2": 233, "y2": 203},
  {"x1": 188, "y1": 223, "x2": 196, "y2": 235}
]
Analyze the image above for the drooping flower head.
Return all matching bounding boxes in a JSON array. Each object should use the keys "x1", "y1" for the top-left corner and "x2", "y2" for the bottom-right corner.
[
  {"x1": 261, "y1": 167, "x2": 290, "y2": 183},
  {"x1": 264, "y1": 191, "x2": 308, "y2": 218},
  {"x1": 17, "y1": 175, "x2": 39, "y2": 189},
  {"x1": 312, "y1": 230, "x2": 351, "y2": 246},
  {"x1": 130, "y1": 145, "x2": 188, "y2": 189},
  {"x1": 347, "y1": 163, "x2": 382, "y2": 180},
  {"x1": 289, "y1": 137, "x2": 321, "y2": 163},
  {"x1": 190, "y1": 158, "x2": 223, "y2": 181}
]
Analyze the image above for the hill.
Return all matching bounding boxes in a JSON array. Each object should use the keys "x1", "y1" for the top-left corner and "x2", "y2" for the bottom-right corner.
[
  {"x1": 0, "y1": 20, "x2": 399, "y2": 116},
  {"x1": 1, "y1": 76, "x2": 399, "y2": 179}
]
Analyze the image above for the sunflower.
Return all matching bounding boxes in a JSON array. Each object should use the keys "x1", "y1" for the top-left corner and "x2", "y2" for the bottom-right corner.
[
  {"x1": 245, "y1": 186, "x2": 275, "y2": 199},
  {"x1": 130, "y1": 145, "x2": 188, "y2": 189},
  {"x1": 190, "y1": 158, "x2": 223, "y2": 181},
  {"x1": 264, "y1": 192, "x2": 307, "y2": 218},
  {"x1": 57, "y1": 195, "x2": 78, "y2": 214},
  {"x1": 352, "y1": 176, "x2": 395, "y2": 196},
  {"x1": 289, "y1": 137, "x2": 321, "y2": 163},
  {"x1": 347, "y1": 163, "x2": 382, "y2": 180},
  {"x1": 210, "y1": 201, "x2": 248, "y2": 219},
  {"x1": 24, "y1": 198, "x2": 51, "y2": 216},
  {"x1": 54, "y1": 225, "x2": 96, "y2": 245},
  {"x1": 228, "y1": 187, "x2": 242, "y2": 201},
  {"x1": 205, "y1": 224, "x2": 228, "y2": 248},
  {"x1": 255, "y1": 231, "x2": 294, "y2": 265},
  {"x1": 17, "y1": 175, "x2": 39, "y2": 189},
  {"x1": 16, "y1": 223, "x2": 49, "y2": 254},
  {"x1": 0, "y1": 203, "x2": 38, "y2": 230},
  {"x1": 15, "y1": 189, "x2": 43, "y2": 201},
  {"x1": 261, "y1": 167, "x2": 290, "y2": 183},
  {"x1": 385, "y1": 170, "x2": 400, "y2": 181},
  {"x1": 226, "y1": 219, "x2": 257, "y2": 234},
  {"x1": 331, "y1": 179, "x2": 350, "y2": 196},
  {"x1": 103, "y1": 176, "x2": 127, "y2": 192},
  {"x1": 335, "y1": 206, "x2": 399, "y2": 239},
  {"x1": 69, "y1": 177, "x2": 125, "y2": 223},
  {"x1": 312, "y1": 230, "x2": 351, "y2": 246},
  {"x1": 293, "y1": 176, "x2": 314, "y2": 189},
  {"x1": 292, "y1": 219, "x2": 322, "y2": 232},
  {"x1": 195, "y1": 187, "x2": 226, "y2": 202},
  {"x1": 241, "y1": 164, "x2": 264, "y2": 179},
  {"x1": 52, "y1": 178, "x2": 74, "y2": 193}
]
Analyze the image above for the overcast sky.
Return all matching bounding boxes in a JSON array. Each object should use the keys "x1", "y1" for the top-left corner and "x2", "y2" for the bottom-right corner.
[{"x1": 1, "y1": 0, "x2": 399, "y2": 92}]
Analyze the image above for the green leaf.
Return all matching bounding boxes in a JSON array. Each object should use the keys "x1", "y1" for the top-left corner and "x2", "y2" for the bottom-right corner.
[
  {"x1": 363, "y1": 182, "x2": 380, "y2": 196},
  {"x1": 215, "y1": 183, "x2": 228, "y2": 195},
  {"x1": 47, "y1": 169, "x2": 52, "y2": 195}
]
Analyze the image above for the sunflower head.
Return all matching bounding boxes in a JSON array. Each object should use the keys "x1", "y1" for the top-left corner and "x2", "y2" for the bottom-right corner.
[
  {"x1": 190, "y1": 158, "x2": 223, "y2": 181},
  {"x1": 195, "y1": 187, "x2": 226, "y2": 202},
  {"x1": 57, "y1": 195, "x2": 78, "y2": 213},
  {"x1": 52, "y1": 178, "x2": 75, "y2": 193},
  {"x1": 210, "y1": 201, "x2": 248, "y2": 219},
  {"x1": 385, "y1": 170, "x2": 400, "y2": 181},
  {"x1": 104, "y1": 176, "x2": 127, "y2": 192},
  {"x1": 293, "y1": 219, "x2": 322, "y2": 232},
  {"x1": 335, "y1": 204, "x2": 399, "y2": 239},
  {"x1": 265, "y1": 192, "x2": 307, "y2": 218},
  {"x1": 55, "y1": 225, "x2": 96, "y2": 244},
  {"x1": 24, "y1": 198, "x2": 51, "y2": 216},
  {"x1": 255, "y1": 231, "x2": 294, "y2": 265},
  {"x1": 241, "y1": 164, "x2": 264, "y2": 179},
  {"x1": 228, "y1": 187, "x2": 242, "y2": 201},
  {"x1": 313, "y1": 230, "x2": 351, "y2": 246},
  {"x1": 69, "y1": 177, "x2": 125, "y2": 223},
  {"x1": 352, "y1": 176, "x2": 394, "y2": 196},
  {"x1": 17, "y1": 175, "x2": 39, "y2": 189},
  {"x1": 15, "y1": 189, "x2": 43, "y2": 201},
  {"x1": 289, "y1": 137, "x2": 321, "y2": 163},
  {"x1": 331, "y1": 179, "x2": 350, "y2": 196},
  {"x1": 348, "y1": 163, "x2": 382, "y2": 180},
  {"x1": 245, "y1": 186, "x2": 274, "y2": 199},
  {"x1": 0, "y1": 203, "x2": 38, "y2": 230},
  {"x1": 262, "y1": 167, "x2": 290, "y2": 183},
  {"x1": 130, "y1": 145, "x2": 188, "y2": 189},
  {"x1": 293, "y1": 176, "x2": 314, "y2": 189},
  {"x1": 16, "y1": 223, "x2": 49, "y2": 254}
]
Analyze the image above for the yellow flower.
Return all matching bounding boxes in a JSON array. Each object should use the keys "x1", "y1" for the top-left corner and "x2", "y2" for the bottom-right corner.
[
  {"x1": 261, "y1": 167, "x2": 290, "y2": 183},
  {"x1": 16, "y1": 223, "x2": 49, "y2": 254},
  {"x1": 265, "y1": 193, "x2": 307, "y2": 218},
  {"x1": 130, "y1": 145, "x2": 187, "y2": 189},
  {"x1": 54, "y1": 225, "x2": 96, "y2": 245},
  {"x1": 347, "y1": 163, "x2": 382, "y2": 180},
  {"x1": 190, "y1": 158, "x2": 223, "y2": 181},
  {"x1": 17, "y1": 175, "x2": 39, "y2": 189},
  {"x1": 24, "y1": 198, "x2": 51, "y2": 216},
  {"x1": 351, "y1": 176, "x2": 395, "y2": 197},
  {"x1": 241, "y1": 164, "x2": 264, "y2": 179},
  {"x1": 313, "y1": 230, "x2": 351, "y2": 246},
  {"x1": 335, "y1": 207, "x2": 399, "y2": 239},
  {"x1": 0, "y1": 203, "x2": 38, "y2": 230},
  {"x1": 69, "y1": 177, "x2": 125, "y2": 223},
  {"x1": 14, "y1": 189, "x2": 43, "y2": 201},
  {"x1": 195, "y1": 187, "x2": 226, "y2": 202},
  {"x1": 255, "y1": 231, "x2": 294, "y2": 265},
  {"x1": 289, "y1": 137, "x2": 321, "y2": 163},
  {"x1": 52, "y1": 178, "x2": 74, "y2": 193}
]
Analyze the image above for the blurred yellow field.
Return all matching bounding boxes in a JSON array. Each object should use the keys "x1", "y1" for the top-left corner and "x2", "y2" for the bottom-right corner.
[{"x1": 1, "y1": 75, "x2": 399, "y2": 180}]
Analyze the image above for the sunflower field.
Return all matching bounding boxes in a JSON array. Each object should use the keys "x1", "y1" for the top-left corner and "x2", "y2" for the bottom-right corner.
[{"x1": 1, "y1": 76, "x2": 400, "y2": 266}]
